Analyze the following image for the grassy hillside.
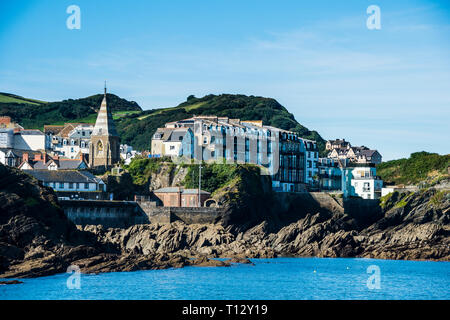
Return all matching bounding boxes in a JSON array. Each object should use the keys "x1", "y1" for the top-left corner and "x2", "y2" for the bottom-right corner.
[
  {"x1": 0, "y1": 92, "x2": 325, "y2": 153},
  {"x1": 116, "y1": 94, "x2": 326, "y2": 152},
  {"x1": 0, "y1": 92, "x2": 46, "y2": 105},
  {"x1": 0, "y1": 93, "x2": 142, "y2": 129},
  {"x1": 377, "y1": 151, "x2": 450, "y2": 186}
]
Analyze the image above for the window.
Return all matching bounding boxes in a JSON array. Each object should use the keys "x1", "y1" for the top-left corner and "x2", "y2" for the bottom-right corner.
[
  {"x1": 59, "y1": 182, "x2": 64, "y2": 188},
  {"x1": 84, "y1": 183, "x2": 89, "y2": 189},
  {"x1": 69, "y1": 183, "x2": 74, "y2": 189},
  {"x1": 363, "y1": 182, "x2": 370, "y2": 192},
  {"x1": 97, "y1": 141, "x2": 103, "y2": 155},
  {"x1": 170, "y1": 145, "x2": 175, "y2": 150}
]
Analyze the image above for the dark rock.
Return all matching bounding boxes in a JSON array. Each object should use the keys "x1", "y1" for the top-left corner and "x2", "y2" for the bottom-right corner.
[{"x1": 0, "y1": 280, "x2": 23, "y2": 285}]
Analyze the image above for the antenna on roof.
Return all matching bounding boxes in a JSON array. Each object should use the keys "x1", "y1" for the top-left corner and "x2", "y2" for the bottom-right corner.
[{"x1": 104, "y1": 80, "x2": 107, "y2": 96}]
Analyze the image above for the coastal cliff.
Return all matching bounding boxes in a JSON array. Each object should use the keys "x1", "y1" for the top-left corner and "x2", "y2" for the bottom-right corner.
[
  {"x1": 81, "y1": 188, "x2": 449, "y2": 261},
  {"x1": 0, "y1": 163, "x2": 449, "y2": 279}
]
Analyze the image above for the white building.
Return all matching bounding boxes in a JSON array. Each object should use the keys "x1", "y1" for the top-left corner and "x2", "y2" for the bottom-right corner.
[
  {"x1": 13, "y1": 130, "x2": 45, "y2": 151},
  {"x1": 151, "y1": 127, "x2": 191, "y2": 157},
  {"x1": 27, "y1": 170, "x2": 105, "y2": 193},
  {"x1": 120, "y1": 144, "x2": 140, "y2": 165},
  {"x1": 0, "y1": 128, "x2": 45, "y2": 151},
  {"x1": 45, "y1": 123, "x2": 93, "y2": 159},
  {"x1": 343, "y1": 165, "x2": 383, "y2": 199},
  {"x1": 153, "y1": 116, "x2": 307, "y2": 193}
]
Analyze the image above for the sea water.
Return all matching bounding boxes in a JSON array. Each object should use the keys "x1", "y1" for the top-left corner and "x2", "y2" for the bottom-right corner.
[{"x1": 1, "y1": 258, "x2": 449, "y2": 300}]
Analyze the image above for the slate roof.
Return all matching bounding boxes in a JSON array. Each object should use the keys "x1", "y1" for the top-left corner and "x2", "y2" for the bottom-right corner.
[
  {"x1": 30, "y1": 159, "x2": 86, "y2": 170},
  {"x1": 0, "y1": 148, "x2": 41, "y2": 157},
  {"x1": 167, "y1": 128, "x2": 189, "y2": 142},
  {"x1": 16, "y1": 129, "x2": 44, "y2": 136},
  {"x1": 359, "y1": 149, "x2": 378, "y2": 157},
  {"x1": 26, "y1": 170, "x2": 101, "y2": 183}
]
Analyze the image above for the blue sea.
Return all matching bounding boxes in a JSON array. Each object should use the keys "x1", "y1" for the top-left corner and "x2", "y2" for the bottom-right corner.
[{"x1": 1, "y1": 258, "x2": 449, "y2": 300}]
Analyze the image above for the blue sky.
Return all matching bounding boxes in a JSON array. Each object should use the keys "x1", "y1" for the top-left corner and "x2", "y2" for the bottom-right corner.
[{"x1": 0, "y1": 0, "x2": 449, "y2": 160}]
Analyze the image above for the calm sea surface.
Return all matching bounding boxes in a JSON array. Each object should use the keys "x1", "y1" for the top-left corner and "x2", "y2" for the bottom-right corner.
[{"x1": 1, "y1": 258, "x2": 449, "y2": 300}]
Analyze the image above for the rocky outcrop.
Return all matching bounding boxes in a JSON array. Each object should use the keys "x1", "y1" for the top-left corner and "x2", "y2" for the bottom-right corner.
[
  {"x1": 0, "y1": 165, "x2": 243, "y2": 279},
  {"x1": 79, "y1": 189, "x2": 449, "y2": 262},
  {"x1": 1, "y1": 162, "x2": 448, "y2": 279}
]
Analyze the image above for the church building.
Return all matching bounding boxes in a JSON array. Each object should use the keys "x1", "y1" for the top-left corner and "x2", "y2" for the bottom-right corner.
[{"x1": 89, "y1": 86, "x2": 120, "y2": 169}]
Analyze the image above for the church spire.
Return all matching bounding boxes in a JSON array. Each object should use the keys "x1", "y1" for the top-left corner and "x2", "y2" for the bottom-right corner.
[{"x1": 92, "y1": 83, "x2": 118, "y2": 137}]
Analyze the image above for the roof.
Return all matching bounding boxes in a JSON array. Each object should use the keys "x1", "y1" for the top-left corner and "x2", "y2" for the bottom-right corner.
[
  {"x1": 0, "y1": 148, "x2": 42, "y2": 157},
  {"x1": 153, "y1": 187, "x2": 210, "y2": 195},
  {"x1": 31, "y1": 159, "x2": 86, "y2": 170},
  {"x1": 153, "y1": 128, "x2": 176, "y2": 141},
  {"x1": 92, "y1": 93, "x2": 118, "y2": 137},
  {"x1": 26, "y1": 170, "x2": 102, "y2": 183},
  {"x1": 16, "y1": 129, "x2": 44, "y2": 136},
  {"x1": 359, "y1": 149, "x2": 378, "y2": 157},
  {"x1": 58, "y1": 123, "x2": 87, "y2": 138},
  {"x1": 44, "y1": 125, "x2": 64, "y2": 135},
  {"x1": 182, "y1": 189, "x2": 211, "y2": 195},
  {"x1": 167, "y1": 128, "x2": 189, "y2": 142}
]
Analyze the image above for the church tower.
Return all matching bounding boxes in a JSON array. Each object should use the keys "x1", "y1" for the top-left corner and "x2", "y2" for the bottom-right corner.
[{"x1": 89, "y1": 84, "x2": 120, "y2": 169}]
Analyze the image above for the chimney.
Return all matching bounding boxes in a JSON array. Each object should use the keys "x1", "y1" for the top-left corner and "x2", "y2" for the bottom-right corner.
[
  {"x1": 43, "y1": 152, "x2": 48, "y2": 163},
  {"x1": 22, "y1": 153, "x2": 29, "y2": 163},
  {"x1": 34, "y1": 153, "x2": 42, "y2": 161},
  {"x1": 80, "y1": 153, "x2": 84, "y2": 162}
]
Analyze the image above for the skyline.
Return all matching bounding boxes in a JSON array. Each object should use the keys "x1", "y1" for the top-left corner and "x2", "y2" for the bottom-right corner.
[{"x1": 1, "y1": 0, "x2": 449, "y2": 160}]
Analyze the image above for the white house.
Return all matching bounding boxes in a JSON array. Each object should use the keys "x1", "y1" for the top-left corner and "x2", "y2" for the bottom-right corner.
[
  {"x1": 45, "y1": 123, "x2": 93, "y2": 159},
  {"x1": 343, "y1": 165, "x2": 383, "y2": 199},
  {"x1": 0, "y1": 128, "x2": 45, "y2": 152},
  {"x1": 13, "y1": 130, "x2": 45, "y2": 151},
  {"x1": 120, "y1": 144, "x2": 140, "y2": 165},
  {"x1": 26, "y1": 170, "x2": 105, "y2": 193}
]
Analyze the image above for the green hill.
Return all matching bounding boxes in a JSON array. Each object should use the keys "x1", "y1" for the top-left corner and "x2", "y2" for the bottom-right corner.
[
  {"x1": 0, "y1": 93, "x2": 142, "y2": 129},
  {"x1": 0, "y1": 92, "x2": 325, "y2": 153},
  {"x1": 0, "y1": 92, "x2": 46, "y2": 105},
  {"x1": 116, "y1": 94, "x2": 326, "y2": 152},
  {"x1": 377, "y1": 151, "x2": 450, "y2": 186}
]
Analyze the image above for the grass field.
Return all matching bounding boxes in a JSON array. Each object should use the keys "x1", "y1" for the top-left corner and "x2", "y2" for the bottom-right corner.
[
  {"x1": 137, "y1": 102, "x2": 206, "y2": 120},
  {"x1": 0, "y1": 93, "x2": 46, "y2": 105}
]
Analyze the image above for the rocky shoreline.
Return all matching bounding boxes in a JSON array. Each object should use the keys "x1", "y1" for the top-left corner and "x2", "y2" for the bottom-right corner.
[{"x1": 0, "y1": 164, "x2": 449, "y2": 280}]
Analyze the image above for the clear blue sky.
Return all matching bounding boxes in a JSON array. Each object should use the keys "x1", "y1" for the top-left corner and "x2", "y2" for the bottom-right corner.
[{"x1": 0, "y1": 0, "x2": 449, "y2": 160}]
